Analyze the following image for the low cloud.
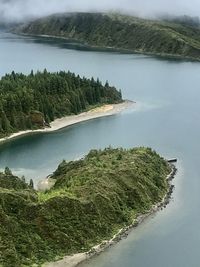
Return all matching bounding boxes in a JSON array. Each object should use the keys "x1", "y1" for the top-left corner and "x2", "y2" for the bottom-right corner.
[{"x1": 1, "y1": 0, "x2": 200, "y2": 23}]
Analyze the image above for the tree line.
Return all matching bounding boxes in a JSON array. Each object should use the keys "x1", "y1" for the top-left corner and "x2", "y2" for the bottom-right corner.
[{"x1": 0, "y1": 70, "x2": 122, "y2": 137}]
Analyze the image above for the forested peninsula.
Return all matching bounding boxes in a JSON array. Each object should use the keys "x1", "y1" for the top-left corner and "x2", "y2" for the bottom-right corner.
[
  {"x1": 15, "y1": 12, "x2": 200, "y2": 61},
  {"x1": 0, "y1": 70, "x2": 122, "y2": 138},
  {"x1": 0, "y1": 147, "x2": 175, "y2": 267}
]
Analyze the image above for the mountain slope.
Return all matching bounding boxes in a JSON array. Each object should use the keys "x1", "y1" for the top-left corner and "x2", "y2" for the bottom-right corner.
[{"x1": 15, "y1": 12, "x2": 200, "y2": 60}]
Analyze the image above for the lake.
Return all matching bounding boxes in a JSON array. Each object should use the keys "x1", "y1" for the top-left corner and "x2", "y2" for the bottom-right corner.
[{"x1": 1, "y1": 31, "x2": 200, "y2": 267}]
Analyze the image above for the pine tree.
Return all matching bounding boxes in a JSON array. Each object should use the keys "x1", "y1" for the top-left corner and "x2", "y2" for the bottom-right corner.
[
  {"x1": 0, "y1": 70, "x2": 122, "y2": 137},
  {"x1": 29, "y1": 179, "x2": 34, "y2": 189},
  {"x1": 21, "y1": 176, "x2": 26, "y2": 183},
  {"x1": 1, "y1": 111, "x2": 10, "y2": 133},
  {"x1": 4, "y1": 167, "x2": 12, "y2": 175}
]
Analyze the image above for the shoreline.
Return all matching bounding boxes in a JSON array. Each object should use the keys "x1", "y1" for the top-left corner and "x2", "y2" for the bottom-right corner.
[
  {"x1": 43, "y1": 163, "x2": 177, "y2": 267},
  {"x1": 0, "y1": 100, "x2": 134, "y2": 145},
  {"x1": 15, "y1": 32, "x2": 200, "y2": 62}
]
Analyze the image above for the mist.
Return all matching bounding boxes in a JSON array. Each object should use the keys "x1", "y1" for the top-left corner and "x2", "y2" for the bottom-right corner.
[{"x1": 1, "y1": 0, "x2": 200, "y2": 23}]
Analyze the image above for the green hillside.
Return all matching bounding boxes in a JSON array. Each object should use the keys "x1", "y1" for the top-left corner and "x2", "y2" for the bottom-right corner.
[
  {"x1": 0, "y1": 70, "x2": 122, "y2": 138},
  {"x1": 16, "y1": 12, "x2": 200, "y2": 60},
  {"x1": 0, "y1": 147, "x2": 172, "y2": 266}
]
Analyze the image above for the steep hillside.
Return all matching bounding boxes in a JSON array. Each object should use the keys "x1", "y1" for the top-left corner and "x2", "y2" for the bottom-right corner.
[
  {"x1": 0, "y1": 147, "x2": 172, "y2": 266},
  {"x1": 16, "y1": 12, "x2": 200, "y2": 60}
]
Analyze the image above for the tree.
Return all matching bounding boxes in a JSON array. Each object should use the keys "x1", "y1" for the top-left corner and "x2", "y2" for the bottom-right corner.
[
  {"x1": 21, "y1": 175, "x2": 26, "y2": 183},
  {"x1": 105, "y1": 80, "x2": 109, "y2": 88},
  {"x1": 29, "y1": 179, "x2": 34, "y2": 189},
  {"x1": 4, "y1": 166, "x2": 12, "y2": 175},
  {"x1": 0, "y1": 70, "x2": 122, "y2": 137},
  {"x1": 1, "y1": 111, "x2": 10, "y2": 133}
]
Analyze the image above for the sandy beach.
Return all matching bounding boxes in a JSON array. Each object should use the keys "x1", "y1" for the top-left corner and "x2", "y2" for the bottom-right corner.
[
  {"x1": 0, "y1": 100, "x2": 134, "y2": 144},
  {"x1": 43, "y1": 253, "x2": 87, "y2": 267}
]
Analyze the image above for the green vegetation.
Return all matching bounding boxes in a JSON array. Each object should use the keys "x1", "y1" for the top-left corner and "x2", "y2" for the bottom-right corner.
[
  {"x1": 0, "y1": 147, "x2": 171, "y2": 266},
  {"x1": 16, "y1": 12, "x2": 200, "y2": 60},
  {"x1": 0, "y1": 70, "x2": 122, "y2": 138},
  {"x1": 161, "y1": 14, "x2": 200, "y2": 28}
]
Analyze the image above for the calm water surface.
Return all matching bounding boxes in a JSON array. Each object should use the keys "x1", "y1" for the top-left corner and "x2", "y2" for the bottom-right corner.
[{"x1": 1, "y1": 32, "x2": 200, "y2": 267}]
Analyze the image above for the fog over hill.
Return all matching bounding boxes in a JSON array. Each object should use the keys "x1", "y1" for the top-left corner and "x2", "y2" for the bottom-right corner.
[{"x1": 0, "y1": 0, "x2": 200, "y2": 23}]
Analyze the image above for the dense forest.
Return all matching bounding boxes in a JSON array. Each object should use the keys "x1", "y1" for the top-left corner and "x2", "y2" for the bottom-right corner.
[
  {"x1": 0, "y1": 147, "x2": 172, "y2": 266},
  {"x1": 0, "y1": 70, "x2": 122, "y2": 138},
  {"x1": 15, "y1": 12, "x2": 200, "y2": 61}
]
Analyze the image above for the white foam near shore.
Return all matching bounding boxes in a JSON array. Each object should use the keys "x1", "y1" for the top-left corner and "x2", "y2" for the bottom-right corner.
[{"x1": 0, "y1": 100, "x2": 134, "y2": 144}]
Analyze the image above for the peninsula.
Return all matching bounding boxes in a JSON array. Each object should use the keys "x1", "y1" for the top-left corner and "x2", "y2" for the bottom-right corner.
[
  {"x1": 0, "y1": 147, "x2": 176, "y2": 267},
  {"x1": 14, "y1": 12, "x2": 200, "y2": 61},
  {"x1": 0, "y1": 70, "x2": 123, "y2": 140}
]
